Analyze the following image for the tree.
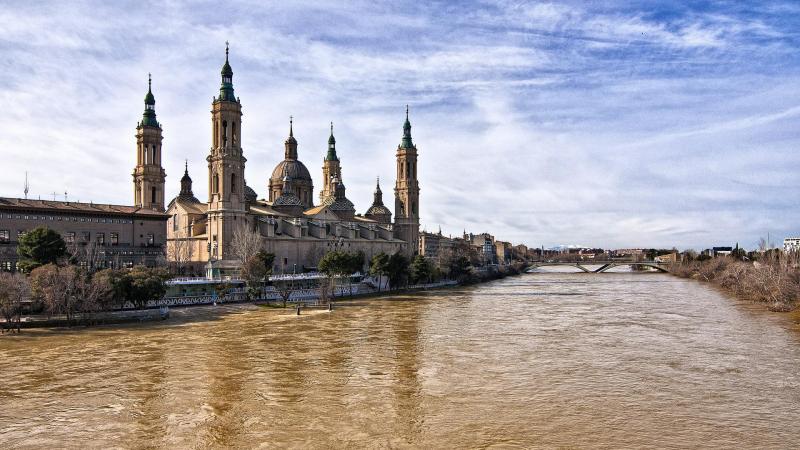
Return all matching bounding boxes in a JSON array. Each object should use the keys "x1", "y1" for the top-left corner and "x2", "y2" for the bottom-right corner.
[
  {"x1": 230, "y1": 225, "x2": 263, "y2": 271},
  {"x1": 241, "y1": 251, "x2": 275, "y2": 299},
  {"x1": 0, "y1": 272, "x2": 30, "y2": 333},
  {"x1": 385, "y1": 252, "x2": 410, "y2": 289},
  {"x1": 124, "y1": 266, "x2": 170, "y2": 309},
  {"x1": 369, "y1": 252, "x2": 389, "y2": 291},
  {"x1": 30, "y1": 264, "x2": 78, "y2": 324},
  {"x1": 410, "y1": 255, "x2": 432, "y2": 285},
  {"x1": 166, "y1": 229, "x2": 196, "y2": 275},
  {"x1": 17, "y1": 227, "x2": 68, "y2": 272}
]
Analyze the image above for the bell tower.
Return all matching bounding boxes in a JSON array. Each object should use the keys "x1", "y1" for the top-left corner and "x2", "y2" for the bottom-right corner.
[
  {"x1": 206, "y1": 43, "x2": 247, "y2": 262},
  {"x1": 320, "y1": 122, "x2": 342, "y2": 202},
  {"x1": 394, "y1": 106, "x2": 420, "y2": 256},
  {"x1": 132, "y1": 74, "x2": 166, "y2": 211}
]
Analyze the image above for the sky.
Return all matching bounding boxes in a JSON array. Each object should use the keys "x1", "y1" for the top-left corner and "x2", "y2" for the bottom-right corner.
[{"x1": 1, "y1": 0, "x2": 799, "y2": 250}]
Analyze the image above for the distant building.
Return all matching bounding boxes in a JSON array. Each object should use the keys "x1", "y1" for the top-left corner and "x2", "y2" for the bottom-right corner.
[
  {"x1": 495, "y1": 240, "x2": 512, "y2": 265},
  {"x1": 712, "y1": 246, "x2": 733, "y2": 257},
  {"x1": 465, "y1": 232, "x2": 496, "y2": 265},
  {"x1": 784, "y1": 238, "x2": 800, "y2": 253}
]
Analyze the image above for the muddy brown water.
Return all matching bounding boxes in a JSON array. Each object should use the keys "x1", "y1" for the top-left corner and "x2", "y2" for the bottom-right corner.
[{"x1": 1, "y1": 273, "x2": 799, "y2": 448}]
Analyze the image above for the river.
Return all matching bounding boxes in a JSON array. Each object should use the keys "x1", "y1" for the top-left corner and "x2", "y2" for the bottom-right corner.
[{"x1": 2, "y1": 273, "x2": 800, "y2": 448}]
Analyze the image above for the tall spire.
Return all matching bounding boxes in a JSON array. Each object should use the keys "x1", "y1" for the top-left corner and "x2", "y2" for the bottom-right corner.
[
  {"x1": 218, "y1": 41, "x2": 236, "y2": 102},
  {"x1": 284, "y1": 115, "x2": 298, "y2": 159},
  {"x1": 141, "y1": 73, "x2": 159, "y2": 127},
  {"x1": 400, "y1": 104, "x2": 413, "y2": 149},
  {"x1": 374, "y1": 176, "x2": 383, "y2": 204},
  {"x1": 326, "y1": 121, "x2": 338, "y2": 161},
  {"x1": 180, "y1": 159, "x2": 194, "y2": 198}
]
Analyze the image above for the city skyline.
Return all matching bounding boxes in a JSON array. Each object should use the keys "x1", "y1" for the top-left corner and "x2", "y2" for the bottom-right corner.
[{"x1": 2, "y1": 1, "x2": 799, "y2": 249}]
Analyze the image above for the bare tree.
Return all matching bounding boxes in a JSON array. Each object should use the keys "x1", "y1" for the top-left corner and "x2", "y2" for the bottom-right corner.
[
  {"x1": 167, "y1": 229, "x2": 195, "y2": 275},
  {"x1": 230, "y1": 225, "x2": 263, "y2": 270},
  {"x1": 0, "y1": 272, "x2": 30, "y2": 333},
  {"x1": 68, "y1": 240, "x2": 105, "y2": 273}
]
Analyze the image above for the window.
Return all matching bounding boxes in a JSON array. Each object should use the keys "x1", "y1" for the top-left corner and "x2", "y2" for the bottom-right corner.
[
  {"x1": 0, "y1": 230, "x2": 9, "y2": 242},
  {"x1": 110, "y1": 232, "x2": 119, "y2": 245},
  {"x1": 151, "y1": 186, "x2": 157, "y2": 204},
  {"x1": 222, "y1": 120, "x2": 228, "y2": 146},
  {"x1": 17, "y1": 230, "x2": 25, "y2": 238},
  {"x1": 97, "y1": 233, "x2": 105, "y2": 245},
  {"x1": 82, "y1": 232, "x2": 90, "y2": 242},
  {"x1": 213, "y1": 174, "x2": 219, "y2": 193},
  {"x1": 173, "y1": 214, "x2": 178, "y2": 231},
  {"x1": 231, "y1": 173, "x2": 237, "y2": 194},
  {"x1": 147, "y1": 234, "x2": 154, "y2": 245},
  {"x1": 65, "y1": 232, "x2": 75, "y2": 244}
]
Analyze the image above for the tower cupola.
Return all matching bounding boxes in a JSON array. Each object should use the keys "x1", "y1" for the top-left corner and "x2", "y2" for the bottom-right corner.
[
  {"x1": 326, "y1": 122, "x2": 338, "y2": 161},
  {"x1": 400, "y1": 105, "x2": 414, "y2": 149},
  {"x1": 218, "y1": 42, "x2": 236, "y2": 102},
  {"x1": 141, "y1": 74, "x2": 159, "y2": 128}
]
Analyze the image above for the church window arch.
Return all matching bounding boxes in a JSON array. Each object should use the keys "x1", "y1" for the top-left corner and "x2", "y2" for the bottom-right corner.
[
  {"x1": 231, "y1": 173, "x2": 237, "y2": 194},
  {"x1": 151, "y1": 187, "x2": 157, "y2": 204},
  {"x1": 213, "y1": 173, "x2": 219, "y2": 194},
  {"x1": 232, "y1": 121, "x2": 237, "y2": 146},
  {"x1": 222, "y1": 120, "x2": 228, "y2": 147}
]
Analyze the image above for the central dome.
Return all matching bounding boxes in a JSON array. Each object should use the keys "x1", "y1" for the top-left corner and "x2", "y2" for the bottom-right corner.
[{"x1": 270, "y1": 160, "x2": 312, "y2": 182}]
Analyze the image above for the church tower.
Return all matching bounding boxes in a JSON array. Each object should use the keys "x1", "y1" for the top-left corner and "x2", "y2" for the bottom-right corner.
[
  {"x1": 132, "y1": 74, "x2": 166, "y2": 211},
  {"x1": 393, "y1": 106, "x2": 420, "y2": 256},
  {"x1": 320, "y1": 122, "x2": 342, "y2": 203},
  {"x1": 206, "y1": 43, "x2": 247, "y2": 262}
]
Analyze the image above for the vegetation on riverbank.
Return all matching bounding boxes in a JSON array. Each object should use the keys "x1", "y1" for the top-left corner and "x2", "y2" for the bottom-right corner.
[{"x1": 671, "y1": 252, "x2": 800, "y2": 312}]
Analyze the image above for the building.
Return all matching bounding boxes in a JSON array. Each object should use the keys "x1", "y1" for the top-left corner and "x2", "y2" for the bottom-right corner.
[
  {"x1": 165, "y1": 46, "x2": 421, "y2": 276},
  {"x1": 0, "y1": 75, "x2": 170, "y2": 272},
  {"x1": 495, "y1": 240, "x2": 512, "y2": 265},
  {"x1": 784, "y1": 238, "x2": 800, "y2": 253},
  {"x1": 0, "y1": 198, "x2": 168, "y2": 272},
  {"x1": 465, "y1": 232, "x2": 496, "y2": 265}
]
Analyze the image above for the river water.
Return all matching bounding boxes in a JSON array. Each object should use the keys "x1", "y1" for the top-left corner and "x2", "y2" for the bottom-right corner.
[{"x1": 2, "y1": 273, "x2": 800, "y2": 448}]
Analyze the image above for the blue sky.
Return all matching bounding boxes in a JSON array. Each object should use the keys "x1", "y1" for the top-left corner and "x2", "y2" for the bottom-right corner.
[{"x1": 1, "y1": 1, "x2": 799, "y2": 249}]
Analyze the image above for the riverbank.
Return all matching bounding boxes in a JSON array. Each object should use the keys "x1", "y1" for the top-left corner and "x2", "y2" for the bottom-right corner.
[{"x1": 670, "y1": 257, "x2": 800, "y2": 312}]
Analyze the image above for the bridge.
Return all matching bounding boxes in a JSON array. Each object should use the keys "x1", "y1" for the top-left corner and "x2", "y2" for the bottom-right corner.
[{"x1": 526, "y1": 261, "x2": 671, "y2": 274}]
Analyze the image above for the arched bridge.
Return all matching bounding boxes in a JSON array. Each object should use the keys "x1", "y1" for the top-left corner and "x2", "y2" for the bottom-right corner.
[{"x1": 526, "y1": 261, "x2": 671, "y2": 274}]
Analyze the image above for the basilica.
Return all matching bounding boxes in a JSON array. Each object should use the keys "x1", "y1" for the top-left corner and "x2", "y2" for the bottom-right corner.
[{"x1": 135, "y1": 46, "x2": 420, "y2": 275}]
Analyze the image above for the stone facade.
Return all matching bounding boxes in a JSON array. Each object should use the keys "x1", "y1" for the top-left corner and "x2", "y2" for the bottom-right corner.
[{"x1": 0, "y1": 198, "x2": 167, "y2": 271}]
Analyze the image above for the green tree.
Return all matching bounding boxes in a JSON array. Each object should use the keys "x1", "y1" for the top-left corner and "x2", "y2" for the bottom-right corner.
[
  {"x1": 17, "y1": 227, "x2": 68, "y2": 272},
  {"x1": 410, "y1": 255, "x2": 432, "y2": 285},
  {"x1": 241, "y1": 251, "x2": 275, "y2": 299},
  {"x1": 369, "y1": 252, "x2": 389, "y2": 291},
  {"x1": 386, "y1": 252, "x2": 410, "y2": 289},
  {"x1": 110, "y1": 266, "x2": 169, "y2": 309}
]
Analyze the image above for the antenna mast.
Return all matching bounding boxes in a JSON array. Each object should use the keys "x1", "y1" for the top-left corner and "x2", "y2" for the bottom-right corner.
[{"x1": 24, "y1": 172, "x2": 29, "y2": 199}]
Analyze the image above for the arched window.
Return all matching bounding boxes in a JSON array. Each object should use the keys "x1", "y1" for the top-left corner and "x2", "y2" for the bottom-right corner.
[
  {"x1": 406, "y1": 162, "x2": 411, "y2": 179},
  {"x1": 152, "y1": 145, "x2": 157, "y2": 164},
  {"x1": 151, "y1": 187, "x2": 157, "y2": 204},
  {"x1": 214, "y1": 121, "x2": 219, "y2": 147},
  {"x1": 213, "y1": 174, "x2": 219, "y2": 193},
  {"x1": 222, "y1": 121, "x2": 228, "y2": 147},
  {"x1": 231, "y1": 173, "x2": 237, "y2": 194},
  {"x1": 232, "y1": 121, "x2": 237, "y2": 146}
]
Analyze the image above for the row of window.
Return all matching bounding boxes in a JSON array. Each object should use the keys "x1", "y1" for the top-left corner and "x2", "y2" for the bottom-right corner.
[
  {"x1": 0, "y1": 230, "x2": 154, "y2": 246},
  {"x1": 1, "y1": 213, "x2": 134, "y2": 224}
]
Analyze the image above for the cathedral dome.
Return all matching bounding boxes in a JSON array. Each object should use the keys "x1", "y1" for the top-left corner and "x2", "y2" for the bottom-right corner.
[
  {"x1": 270, "y1": 160, "x2": 312, "y2": 183},
  {"x1": 366, "y1": 204, "x2": 391, "y2": 216},
  {"x1": 244, "y1": 184, "x2": 258, "y2": 203}
]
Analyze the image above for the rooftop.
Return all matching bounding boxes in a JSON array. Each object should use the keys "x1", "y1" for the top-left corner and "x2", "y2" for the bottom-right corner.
[{"x1": 0, "y1": 197, "x2": 168, "y2": 218}]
